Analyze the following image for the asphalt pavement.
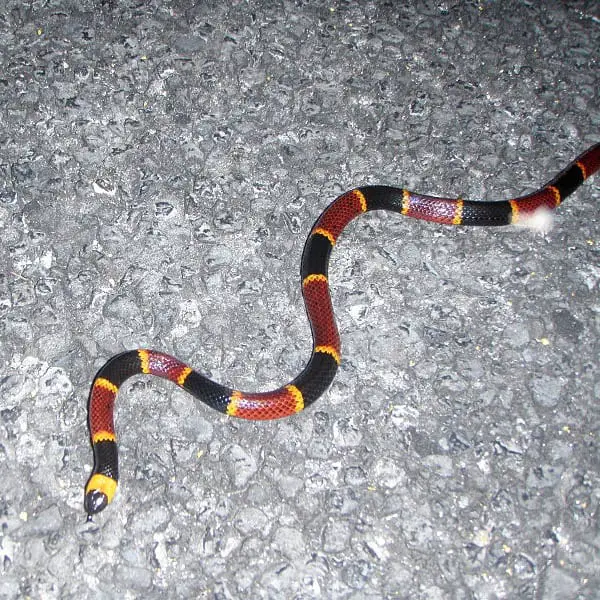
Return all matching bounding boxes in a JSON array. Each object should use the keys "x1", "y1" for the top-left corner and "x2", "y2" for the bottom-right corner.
[{"x1": 0, "y1": 1, "x2": 599, "y2": 598}]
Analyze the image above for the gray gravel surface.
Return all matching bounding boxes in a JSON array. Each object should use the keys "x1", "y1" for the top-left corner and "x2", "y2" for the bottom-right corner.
[{"x1": 1, "y1": 1, "x2": 599, "y2": 599}]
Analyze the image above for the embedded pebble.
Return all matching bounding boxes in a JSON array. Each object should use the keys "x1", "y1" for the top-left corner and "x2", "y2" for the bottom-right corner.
[
  {"x1": 322, "y1": 520, "x2": 351, "y2": 553},
  {"x1": 224, "y1": 444, "x2": 258, "y2": 487},
  {"x1": 272, "y1": 525, "x2": 306, "y2": 560},
  {"x1": 502, "y1": 322, "x2": 531, "y2": 347},
  {"x1": 421, "y1": 454, "x2": 454, "y2": 478},
  {"x1": 541, "y1": 567, "x2": 578, "y2": 600},
  {"x1": 532, "y1": 374, "x2": 564, "y2": 408}
]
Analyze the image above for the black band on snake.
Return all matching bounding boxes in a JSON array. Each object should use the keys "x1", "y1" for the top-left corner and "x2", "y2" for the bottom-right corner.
[{"x1": 85, "y1": 143, "x2": 600, "y2": 517}]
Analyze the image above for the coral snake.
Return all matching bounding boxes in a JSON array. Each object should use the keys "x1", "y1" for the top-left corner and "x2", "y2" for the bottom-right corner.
[{"x1": 85, "y1": 143, "x2": 600, "y2": 517}]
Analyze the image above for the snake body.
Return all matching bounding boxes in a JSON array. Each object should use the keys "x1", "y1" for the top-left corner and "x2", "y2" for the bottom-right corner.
[{"x1": 85, "y1": 144, "x2": 600, "y2": 516}]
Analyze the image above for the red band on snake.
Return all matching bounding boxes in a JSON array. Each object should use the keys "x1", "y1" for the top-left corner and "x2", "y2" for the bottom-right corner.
[{"x1": 85, "y1": 144, "x2": 600, "y2": 516}]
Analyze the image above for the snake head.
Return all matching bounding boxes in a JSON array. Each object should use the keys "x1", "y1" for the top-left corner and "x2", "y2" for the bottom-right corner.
[
  {"x1": 84, "y1": 473, "x2": 117, "y2": 517},
  {"x1": 84, "y1": 489, "x2": 108, "y2": 517}
]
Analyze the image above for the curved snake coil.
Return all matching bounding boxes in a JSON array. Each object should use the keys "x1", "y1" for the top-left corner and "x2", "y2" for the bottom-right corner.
[{"x1": 85, "y1": 143, "x2": 600, "y2": 516}]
